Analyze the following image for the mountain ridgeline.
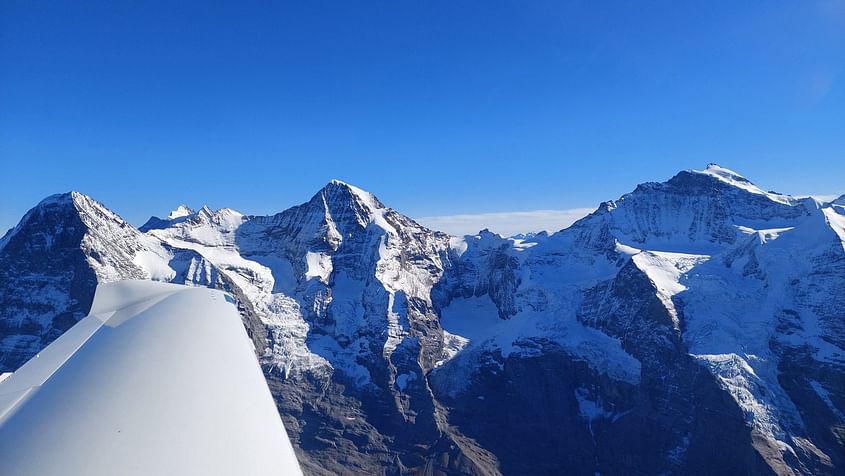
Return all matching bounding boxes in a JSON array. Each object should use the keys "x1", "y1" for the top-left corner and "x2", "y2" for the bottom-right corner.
[{"x1": 1, "y1": 165, "x2": 843, "y2": 475}]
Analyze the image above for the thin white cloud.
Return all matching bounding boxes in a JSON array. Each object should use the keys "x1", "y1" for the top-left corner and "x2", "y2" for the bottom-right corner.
[{"x1": 415, "y1": 208, "x2": 595, "y2": 237}]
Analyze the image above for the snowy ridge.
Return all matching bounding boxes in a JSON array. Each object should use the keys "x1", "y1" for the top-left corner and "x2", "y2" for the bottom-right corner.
[
  {"x1": 1, "y1": 166, "x2": 843, "y2": 475},
  {"x1": 433, "y1": 166, "x2": 844, "y2": 473},
  {"x1": 696, "y1": 163, "x2": 798, "y2": 206},
  {"x1": 146, "y1": 206, "x2": 331, "y2": 378}
]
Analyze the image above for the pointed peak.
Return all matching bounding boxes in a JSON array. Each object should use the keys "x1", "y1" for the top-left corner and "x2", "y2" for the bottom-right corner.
[
  {"x1": 198, "y1": 204, "x2": 214, "y2": 215},
  {"x1": 36, "y1": 191, "x2": 116, "y2": 218},
  {"x1": 192, "y1": 205, "x2": 244, "y2": 222},
  {"x1": 141, "y1": 204, "x2": 244, "y2": 233},
  {"x1": 184, "y1": 204, "x2": 241, "y2": 220},
  {"x1": 35, "y1": 191, "x2": 94, "y2": 208},
  {"x1": 2, "y1": 191, "x2": 125, "y2": 251},
  {"x1": 323, "y1": 178, "x2": 372, "y2": 195},
  {"x1": 477, "y1": 228, "x2": 506, "y2": 240},
  {"x1": 140, "y1": 203, "x2": 202, "y2": 232},
  {"x1": 320, "y1": 179, "x2": 359, "y2": 194},
  {"x1": 68, "y1": 190, "x2": 94, "y2": 200},
  {"x1": 167, "y1": 204, "x2": 194, "y2": 220},
  {"x1": 1, "y1": 192, "x2": 80, "y2": 250},
  {"x1": 188, "y1": 205, "x2": 223, "y2": 225},
  {"x1": 315, "y1": 179, "x2": 385, "y2": 211},
  {"x1": 35, "y1": 191, "x2": 75, "y2": 207},
  {"x1": 216, "y1": 207, "x2": 244, "y2": 217}
]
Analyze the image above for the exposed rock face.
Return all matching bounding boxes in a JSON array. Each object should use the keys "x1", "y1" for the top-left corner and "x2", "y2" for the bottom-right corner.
[
  {"x1": 0, "y1": 192, "x2": 166, "y2": 371},
  {"x1": 1, "y1": 165, "x2": 843, "y2": 475},
  {"x1": 0, "y1": 193, "x2": 234, "y2": 372}
]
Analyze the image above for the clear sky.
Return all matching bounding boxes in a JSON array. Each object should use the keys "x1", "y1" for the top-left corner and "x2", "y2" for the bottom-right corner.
[{"x1": 1, "y1": 1, "x2": 843, "y2": 235}]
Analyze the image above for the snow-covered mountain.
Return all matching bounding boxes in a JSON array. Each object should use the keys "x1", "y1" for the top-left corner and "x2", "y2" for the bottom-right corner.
[{"x1": 1, "y1": 165, "x2": 842, "y2": 475}]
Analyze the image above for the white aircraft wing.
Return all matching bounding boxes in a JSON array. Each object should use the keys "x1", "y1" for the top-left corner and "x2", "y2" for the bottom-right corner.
[{"x1": 0, "y1": 280, "x2": 302, "y2": 476}]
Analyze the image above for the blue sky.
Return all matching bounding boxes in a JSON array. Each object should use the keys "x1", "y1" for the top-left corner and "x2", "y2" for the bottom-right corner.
[{"x1": 1, "y1": 1, "x2": 843, "y2": 235}]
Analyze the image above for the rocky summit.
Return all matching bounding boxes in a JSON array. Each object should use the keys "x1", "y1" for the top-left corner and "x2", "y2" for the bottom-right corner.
[{"x1": 1, "y1": 165, "x2": 843, "y2": 475}]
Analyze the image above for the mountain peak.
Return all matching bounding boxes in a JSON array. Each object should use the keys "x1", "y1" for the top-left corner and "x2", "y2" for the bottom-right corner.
[
  {"x1": 0, "y1": 193, "x2": 76, "y2": 250},
  {"x1": 37, "y1": 191, "x2": 123, "y2": 224},
  {"x1": 141, "y1": 203, "x2": 245, "y2": 233},
  {"x1": 314, "y1": 179, "x2": 385, "y2": 213},
  {"x1": 196, "y1": 205, "x2": 215, "y2": 219},
  {"x1": 698, "y1": 163, "x2": 754, "y2": 185},
  {"x1": 0, "y1": 190, "x2": 135, "y2": 257},
  {"x1": 33, "y1": 191, "x2": 74, "y2": 207},
  {"x1": 681, "y1": 164, "x2": 796, "y2": 205},
  {"x1": 33, "y1": 191, "x2": 92, "y2": 209},
  {"x1": 167, "y1": 205, "x2": 194, "y2": 220},
  {"x1": 195, "y1": 206, "x2": 244, "y2": 229},
  {"x1": 328, "y1": 178, "x2": 351, "y2": 187}
]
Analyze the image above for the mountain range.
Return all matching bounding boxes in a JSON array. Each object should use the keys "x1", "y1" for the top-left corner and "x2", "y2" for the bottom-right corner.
[{"x1": 1, "y1": 164, "x2": 843, "y2": 475}]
